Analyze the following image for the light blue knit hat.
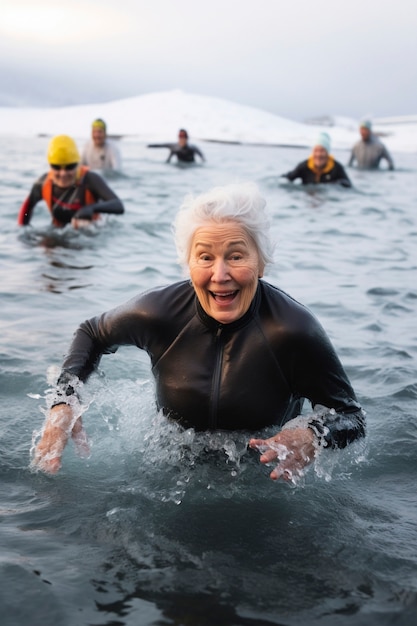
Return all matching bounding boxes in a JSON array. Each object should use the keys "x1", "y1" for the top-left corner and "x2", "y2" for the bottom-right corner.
[
  {"x1": 314, "y1": 131, "x2": 331, "y2": 153},
  {"x1": 360, "y1": 119, "x2": 372, "y2": 130}
]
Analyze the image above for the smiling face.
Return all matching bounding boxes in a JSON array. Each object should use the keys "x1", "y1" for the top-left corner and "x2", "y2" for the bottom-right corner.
[
  {"x1": 188, "y1": 221, "x2": 264, "y2": 324},
  {"x1": 92, "y1": 127, "x2": 106, "y2": 147},
  {"x1": 312, "y1": 145, "x2": 329, "y2": 170},
  {"x1": 49, "y1": 165, "x2": 78, "y2": 188}
]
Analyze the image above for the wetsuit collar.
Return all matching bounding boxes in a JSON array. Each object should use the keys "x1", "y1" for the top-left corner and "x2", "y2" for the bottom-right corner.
[
  {"x1": 307, "y1": 154, "x2": 335, "y2": 175},
  {"x1": 195, "y1": 281, "x2": 261, "y2": 331}
]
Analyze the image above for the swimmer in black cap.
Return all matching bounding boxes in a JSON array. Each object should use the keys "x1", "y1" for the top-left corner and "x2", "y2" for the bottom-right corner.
[{"x1": 148, "y1": 129, "x2": 205, "y2": 163}]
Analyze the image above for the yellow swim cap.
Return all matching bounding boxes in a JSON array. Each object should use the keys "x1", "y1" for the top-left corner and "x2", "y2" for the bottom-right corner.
[
  {"x1": 92, "y1": 118, "x2": 106, "y2": 131},
  {"x1": 47, "y1": 135, "x2": 80, "y2": 165}
]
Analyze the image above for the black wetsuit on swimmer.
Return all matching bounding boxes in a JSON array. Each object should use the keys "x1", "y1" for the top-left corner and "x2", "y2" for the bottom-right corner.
[
  {"x1": 18, "y1": 170, "x2": 124, "y2": 227},
  {"x1": 147, "y1": 142, "x2": 205, "y2": 163},
  {"x1": 55, "y1": 280, "x2": 365, "y2": 447},
  {"x1": 283, "y1": 157, "x2": 351, "y2": 187}
]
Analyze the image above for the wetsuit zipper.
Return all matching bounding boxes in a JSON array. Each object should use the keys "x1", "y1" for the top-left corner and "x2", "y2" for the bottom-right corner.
[{"x1": 210, "y1": 326, "x2": 224, "y2": 429}]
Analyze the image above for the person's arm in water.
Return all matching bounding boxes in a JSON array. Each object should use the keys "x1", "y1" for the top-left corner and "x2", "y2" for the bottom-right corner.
[
  {"x1": 281, "y1": 162, "x2": 303, "y2": 182},
  {"x1": 192, "y1": 145, "x2": 205, "y2": 162},
  {"x1": 381, "y1": 144, "x2": 395, "y2": 170},
  {"x1": 80, "y1": 170, "x2": 124, "y2": 211},
  {"x1": 33, "y1": 305, "x2": 138, "y2": 473},
  {"x1": 250, "y1": 317, "x2": 365, "y2": 482},
  {"x1": 17, "y1": 178, "x2": 44, "y2": 226},
  {"x1": 147, "y1": 143, "x2": 177, "y2": 163},
  {"x1": 51, "y1": 171, "x2": 124, "y2": 226},
  {"x1": 33, "y1": 404, "x2": 89, "y2": 474},
  {"x1": 331, "y1": 162, "x2": 352, "y2": 188},
  {"x1": 249, "y1": 406, "x2": 364, "y2": 482}
]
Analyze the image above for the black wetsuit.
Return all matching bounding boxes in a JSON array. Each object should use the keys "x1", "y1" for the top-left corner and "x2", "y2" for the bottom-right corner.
[
  {"x1": 283, "y1": 157, "x2": 351, "y2": 187},
  {"x1": 56, "y1": 280, "x2": 365, "y2": 448},
  {"x1": 148, "y1": 143, "x2": 205, "y2": 163},
  {"x1": 18, "y1": 170, "x2": 124, "y2": 226}
]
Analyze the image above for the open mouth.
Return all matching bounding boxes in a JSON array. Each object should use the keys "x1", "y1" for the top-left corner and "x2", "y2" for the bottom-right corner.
[{"x1": 210, "y1": 290, "x2": 238, "y2": 304}]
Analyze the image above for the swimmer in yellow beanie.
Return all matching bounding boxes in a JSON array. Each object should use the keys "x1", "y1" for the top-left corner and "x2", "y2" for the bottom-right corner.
[{"x1": 81, "y1": 118, "x2": 122, "y2": 171}]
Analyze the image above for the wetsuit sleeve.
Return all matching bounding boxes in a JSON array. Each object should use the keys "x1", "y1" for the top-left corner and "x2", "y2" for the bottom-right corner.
[
  {"x1": 348, "y1": 148, "x2": 355, "y2": 167},
  {"x1": 17, "y1": 179, "x2": 44, "y2": 225},
  {"x1": 82, "y1": 171, "x2": 124, "y2": 214},
  {"x1": 53, "y1": 302, "x2": 141, "y2": 399},
  {"x1": 146, "y1": 143, "x2": 177, "y2": 162},
  {"x1": 333, "y1": 162, "x2": 352, "y2": 188},
  {"x1": 192, "y1": 146, "x2": 205, "y2": 161},
  {"x1": 288, "y1": 318, "x2": 365, "y2": 448},
  {"x1": 282, "y1": 162, "x2": 303, "y2": 182},
  {"x1": 84, "y1": 171, "x2": 119, "y2": 201},
  {"x1": 382, "y1": 145, "x2": 394, "y2": 170},
  {"x1": 166, "y1": 145, "x2": 178, "y2": 163},
  {"x1": 53, "y1": 284, "x2": 191, "y2": 401}
]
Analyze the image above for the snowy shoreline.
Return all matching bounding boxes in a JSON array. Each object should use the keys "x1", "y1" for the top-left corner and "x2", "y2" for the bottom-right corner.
[{"x1": 0, "y1": 89, "x2": 416, "y2": 153}]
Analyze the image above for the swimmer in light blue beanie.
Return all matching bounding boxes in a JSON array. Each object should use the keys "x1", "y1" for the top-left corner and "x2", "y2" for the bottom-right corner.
[
  {"x1": 348, "y1": 119, "x2": 394, "y2": 170},
  {"x1": 314, "y1": 131, "x2": 331, "y2": 154},
  {"x1": 281, "y1": 130, "x2": 352, "y2": 187}
]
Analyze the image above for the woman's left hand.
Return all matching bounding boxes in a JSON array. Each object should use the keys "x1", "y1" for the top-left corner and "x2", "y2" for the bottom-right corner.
[
  {"x1": 249, "y1": 427, "x2": 317, "y2": 482},
  {"x1": 71, "y1": 217, "x2": 93, "y2": 229}
]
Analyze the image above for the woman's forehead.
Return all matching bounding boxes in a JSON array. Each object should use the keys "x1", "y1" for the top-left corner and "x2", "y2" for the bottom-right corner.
[{"x1": 193, "y1": 221, "x2": 249, "y2": 238}]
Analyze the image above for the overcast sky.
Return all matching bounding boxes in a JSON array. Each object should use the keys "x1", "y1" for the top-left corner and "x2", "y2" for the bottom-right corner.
[{"x1": 1, "y1": 0, "x2": 416, "y2": 121}]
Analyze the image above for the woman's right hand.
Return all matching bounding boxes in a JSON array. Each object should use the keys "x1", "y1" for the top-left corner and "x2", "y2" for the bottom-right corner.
[{"x1": 33, "y1": 404, "x2": 87, "y2": 474}]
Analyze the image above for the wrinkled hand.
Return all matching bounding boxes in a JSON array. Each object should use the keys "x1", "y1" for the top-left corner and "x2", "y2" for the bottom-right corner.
[
  {"x1": 249, "y1": 427, "x2": 317, "y2": 482},
  {"x1": 33, "y1": 405, "x2": 89, "y2": 474}
]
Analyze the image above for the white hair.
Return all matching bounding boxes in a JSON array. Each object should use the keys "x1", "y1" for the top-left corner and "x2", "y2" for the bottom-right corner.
[{"x1": 174, "y1": 182, "x2": 274, "y2": 270}]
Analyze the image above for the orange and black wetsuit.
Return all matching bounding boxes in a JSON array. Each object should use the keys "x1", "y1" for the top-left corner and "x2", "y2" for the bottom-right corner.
[
  {"x1": 17, "y1": 167, "x2": 124, "y2": 226},
  {"x1": 283, "y1": 155, "x2": 351, "y2": 187},
  {"x1": 53, "y1": 280, "x2": 365, "y2": 448}
]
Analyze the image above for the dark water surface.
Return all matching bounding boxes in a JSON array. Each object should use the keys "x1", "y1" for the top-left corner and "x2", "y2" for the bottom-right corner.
[{"x1": 1, "y1": 137, "x2": 417, "y2": 625}]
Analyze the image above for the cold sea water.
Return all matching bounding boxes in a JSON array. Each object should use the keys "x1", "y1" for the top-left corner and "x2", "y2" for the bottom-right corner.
[{"x1": 0, "y1": 135, "x2": 416, "y2": 626}]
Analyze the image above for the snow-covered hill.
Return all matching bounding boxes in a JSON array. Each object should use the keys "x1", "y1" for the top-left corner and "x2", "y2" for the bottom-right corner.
[{"x1": 0, "y1": 89, "x2": 415, "y2": 152}]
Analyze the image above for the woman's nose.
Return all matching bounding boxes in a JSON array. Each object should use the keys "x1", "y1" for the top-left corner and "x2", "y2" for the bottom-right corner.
[{"x1": 211, "y1": 258, "x2": 230, "y2": 281}]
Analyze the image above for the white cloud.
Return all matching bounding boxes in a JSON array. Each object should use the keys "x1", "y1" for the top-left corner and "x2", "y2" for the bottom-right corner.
[{"x1": 0, "y1": 0, "x2": 416, "y2": 119}]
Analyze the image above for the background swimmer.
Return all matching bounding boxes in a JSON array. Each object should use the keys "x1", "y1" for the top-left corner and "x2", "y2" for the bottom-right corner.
[
  {"x1": 148, "y1": 128, "x2": 205, "y2": 163},
  {"x1": 18, "y1": 134, "x2": 124, "y2": 228}
]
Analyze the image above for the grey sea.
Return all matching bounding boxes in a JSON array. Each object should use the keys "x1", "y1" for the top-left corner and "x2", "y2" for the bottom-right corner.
[{"x1": 1, "y1": 136, "x2": 416, "y2": 626}]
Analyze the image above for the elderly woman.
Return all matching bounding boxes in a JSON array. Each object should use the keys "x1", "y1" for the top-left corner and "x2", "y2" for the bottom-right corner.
[
  {"x1": 282, "y1": 132, "x2": 352, "y2": 187},
  {"x1": 33, "y1": 183, "x2": 365, "y2": 480},
  {"x1": 18, "y1": 134, "x2": 124, "y2": 228}
]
